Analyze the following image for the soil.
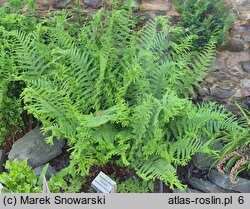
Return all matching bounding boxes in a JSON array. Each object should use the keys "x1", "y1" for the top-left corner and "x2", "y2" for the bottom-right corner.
[
  {"x1": 80, "y1": 164, "x2": 172, "y2": 193},
  {"x1": 48, "y1": 147, "x2": 180, "y2": 193}
]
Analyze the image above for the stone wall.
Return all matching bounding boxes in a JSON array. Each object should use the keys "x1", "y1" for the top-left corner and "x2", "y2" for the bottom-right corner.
[
  {"x1": 31, "y1": 1, "x2": 176, "y2": 19},
  {"x1": 200, "y1": 0, "x2": 250, "y2": 111},
  {"x1": 0, "y1": 0, "x2": 249, "y2": 108}
]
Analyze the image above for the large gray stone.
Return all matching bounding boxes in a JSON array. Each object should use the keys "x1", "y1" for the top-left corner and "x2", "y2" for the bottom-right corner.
[
  {"x1": 210, "y1": 86, "x2": 236, "y2": 99},
  {"x1": 192, "y1": 153, "x2": 215, "y2": 171},
  {"x1": 192, "y1": 139, "x2": 223, "y2": 170},
  {"x1": 240, "y1": 79, "x2": 250, "y2": 88},
  {"x1": 208, "y1": 169, "x2": 250, "y2": 193},
  {"x1": 222, "y1": 39, "x2": 245, "y2": 52},
  {"x1": 84, "y1": 0, "x2": 102, "y2": 8},
  {"x1": 36, "y1": 0, "x2": 54, "y2": 6},
  {"x1": 241, "y1": 88, "x2": 250, "y2": 97},
  {"x1": 134, "y1": 12, "x2": 151, "y2": 21},
  {"x1": 243, "y1": 35, "x2": 250, "y2": 43},
  {"x1": 0, "y1": 0, "x2": 6, "y2": 6},
  {"x1": 236, "y1": 0, "x2": 250, "y2": 7},
  {"x1": 8, "y1": 127, "x2": 65, "y2": 168},
  {"x1": 241, "y1": 61, "x2": 250, "y2": 73},
  {"x1": 209, "y1": 72, "x2": 228, "y2": 80},
  {"x1": 188, "y1": 177, "x2": 233, "y2": 193},
  {"x1": 212, "y1": 59, "x2": 227, "y2": 70},
  {"x1": 33, "y1": 164, "x2": 56, "y2": 179},
  {"x1": 53, "y1": 0, "x2": 68, "y2": 9}
]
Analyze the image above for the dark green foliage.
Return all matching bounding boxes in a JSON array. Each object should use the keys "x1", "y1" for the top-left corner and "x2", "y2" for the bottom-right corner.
[
  {"x1": 0, "y1": 1, "x2": 37, "y2": 144},
  {"x1": 173, "y1": 0, "x2": 234, "y2": 49},
  {"x1": 3, "y1": 0, "x2": 36, "y2": 12}
]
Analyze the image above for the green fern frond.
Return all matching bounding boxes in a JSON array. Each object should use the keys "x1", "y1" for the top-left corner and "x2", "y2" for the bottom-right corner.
[
  {"x1": 11, "y1": 30, "x2": 49, "y2": 75},
  {"x1": 139, "y1": 16, "x2": 170, "y2": 56},
  {"x1": 135, "y1": 158, "x2": 185, "y2": 190},
  {"x1": 21, "y1": 79, "x2": 77, "y2": 142}
]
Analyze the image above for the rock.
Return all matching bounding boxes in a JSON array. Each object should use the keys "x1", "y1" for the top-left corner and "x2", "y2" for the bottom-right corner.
[
  {"x1": 209, "y1": 72, "x2": 228, "y2": 80},
  {"x1": 243, "y1": 99, "x2": 250, "y2": 109},
  {"x1": 243, "y1": 35, "x2": 250, "y2": 43},
  {"x1": 8, "y1": 127, "x2": 65, "y2": 168},
  {"x1": 53, "y1": 0, "x2": 68, "y2": 9},
  {"x1": 234, "y1": 89, "x2": 243, "y2": 97},
  {"x1": 239, "y1": 13, "x2": 250, "y2": 21},
  {"x1": 210, "y1": 86, "x2": 236, "y2": 99},
  {"x1": 225, "y1": 51, "x2": 250, "y2": 68},
  {"x1": 240, "y1": 79, "x2": 250, "y2": 88},
  {"x1": 188, "y1": 177, "x2": 232, "y2": 193},
  {"x1": 208, "y1": 169, "x2": 250, "y2": 193},
  {"x1": 0, "y1": 149, "x2": 6, "y2": 173},
  {"x1": 192, "y1": 140, "x2": 223, "y2": 171},
  {"x1": 223, "y1": 39, "x2": 245, "y2": 52},
  {"x1": 84, "y1": 0, "x2": 102, "y2": 8},
  {"x1": 227, "y1": 66, "x2": 243, "y2": 77},
  {"x1": 212, "y1": 59, "x2": 227, "y2": 70},
  {"x1": 192, "y1": 153, "x2": 215, "y2": 171},
  {"x1": 33, "y1": 164, "x2": 56, "y2": 179},
  {"x1": 173, "y1": 187, "x2": 203, "y2": 193},
  {"x1": 205, "y1": 76, "x2": 218, "y2": 84},
  {"x1": 241, "y1": 88, "x2": 250, "y2": 97},
  {"x1": 236, "y1": 0, "x2": 250, "y2": 7},
  {"x1": 0, "y1": 0, "x2": 6, "y2": 6},
  {"x1": 141, "y1": 0, "x2": 172, "y2": 11},
  {"x1": 36, "y1": 0, "x2": 54, "y2": 6},
  {"x1": 134, "y1": 12, "x2": 151, "y2": 21},
  {"x1": 155, "y1": 10, "x2": 167, "y2": 16},
  {"x1": 241, "y1": 61, "x2": 250, "y2": 73}
]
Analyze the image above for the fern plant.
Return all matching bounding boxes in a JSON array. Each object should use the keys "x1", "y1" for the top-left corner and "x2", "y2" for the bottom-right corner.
[
  {"x1": 6, "y1": 4, "x2": 245, "y2": 191},
  {"x1": 173, "y1": 0, "x2": 234, "y2": 50},
  {"x1": 117, "y1": 178, "x2": 154, "y2": 193}
]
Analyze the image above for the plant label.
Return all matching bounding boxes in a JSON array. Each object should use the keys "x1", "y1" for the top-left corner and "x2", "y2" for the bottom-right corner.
[{"x1": 91, "y1": 171, "x2": 117, "y2": 193}]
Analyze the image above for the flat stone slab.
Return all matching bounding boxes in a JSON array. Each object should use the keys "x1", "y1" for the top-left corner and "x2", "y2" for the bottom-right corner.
[
  {"x1": 208, "y1": 169, "x2": 250, "y2": 193},
  {"x1": 141, "y1": 0, "x2": 172, "y2": 11},
  {"x1": 8, "y1": 127, "x2": 65, "y2": 168},
  {"x1": 223, "y1": 39, "x2": 245, "y2": 52},
  {"x1": 210, "y1": 86, "x2": 236, "y2": 99},
  {"x1": 241, "y1": 60, "x2": 250, "y2": 73},
  {"x1": 188, "y1": 177, "x2": 233, "y2": 193}
]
